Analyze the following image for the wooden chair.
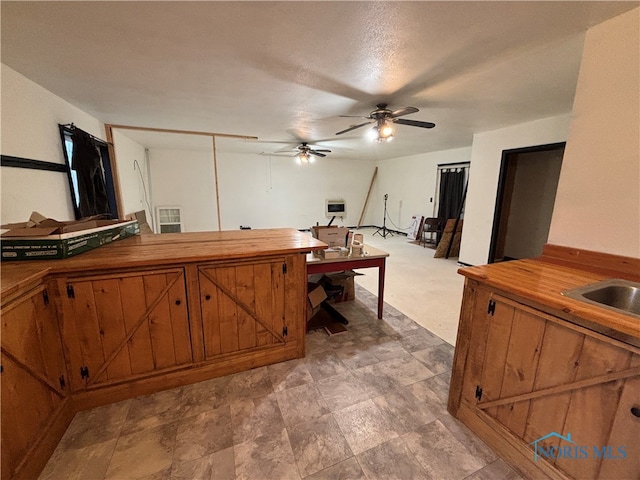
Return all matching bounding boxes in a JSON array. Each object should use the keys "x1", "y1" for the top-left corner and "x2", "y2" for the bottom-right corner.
[{"x1": 420, "y1": 217, "x2": 443, "y2": 247}]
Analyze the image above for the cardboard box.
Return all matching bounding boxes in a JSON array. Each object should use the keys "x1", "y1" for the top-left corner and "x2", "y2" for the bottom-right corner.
[
  {"x1": 317, "y1": 247, "x2": 349, "y2": 259},
  {"x1": 323, "y1": 270, "x2": 357, "y2": 303},
  {"x1": 311, "y1": 226, "x2": 350, "y2": 248},
  {"x1": 1, "y1": 213, "x2": 139, "y2": 260},
  {"x1": 307, "y1": 282, "x2": 327, "y2": 321}
]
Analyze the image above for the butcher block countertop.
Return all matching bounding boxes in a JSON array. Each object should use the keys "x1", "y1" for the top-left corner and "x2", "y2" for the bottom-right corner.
[
  {"x1": 459, "y1": 257, "x2": 640, "y2": 345},
  {"x1": 1, "y1": 228, "x2": 326, "y2": 302}
]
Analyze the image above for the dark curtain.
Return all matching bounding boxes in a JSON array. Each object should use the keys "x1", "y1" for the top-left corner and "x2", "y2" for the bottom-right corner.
[
  {"x1": 436, "y1": 169, "x2": 465, "y2": 244},
  {"x1": 71, "y1": 129, "x2": 110, "y2": 218}
]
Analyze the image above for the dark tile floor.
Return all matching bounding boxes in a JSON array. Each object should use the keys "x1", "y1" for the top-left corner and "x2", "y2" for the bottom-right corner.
[{"x1": 39, "y1": 286, "x2": 522, "y2": 480}]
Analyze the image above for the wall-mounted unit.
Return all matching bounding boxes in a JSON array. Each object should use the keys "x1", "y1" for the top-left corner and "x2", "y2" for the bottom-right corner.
[
  {"x1": 156, "y1": 206, "x2": 183, "y2": 233},
  {"x1": 325, "y1": 199, "x2": 346, "y2": 218}
]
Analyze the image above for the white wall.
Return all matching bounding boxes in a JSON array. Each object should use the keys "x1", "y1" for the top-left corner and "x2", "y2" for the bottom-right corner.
[
  {"x1": 459, "y1": 114, "x2": 571, "y2": 266},
  {"x1": 0, "y1": 65, "x2": 105, "y2": 223},
  {"x1": 147, "y1": 148, "x2": 218, "y2": 233},
  {"x1": 367, "y1": 148, "x2": 472, "y2": 233},
  {"x1": 548, "y1": 8, "x2": 640, "y2": 258},
  {"x1": 217, "y1": 152, "x2": 375, "y2": 230},
  {"x1": 147, "y1": 148, "x2": 376, "y2": 232},
  {"x1": 112, "y1": 130, "x2": 151, "y2": 223}
]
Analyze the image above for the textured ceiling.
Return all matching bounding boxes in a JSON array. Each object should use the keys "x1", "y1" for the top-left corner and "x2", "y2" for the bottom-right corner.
[{"x1": 2, "y1": 1, "x2": 637, "y2": 160}]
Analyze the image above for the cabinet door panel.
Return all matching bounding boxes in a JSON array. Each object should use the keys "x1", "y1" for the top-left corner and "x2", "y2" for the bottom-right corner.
[
  {"x1": 119, "y1": 276, "x2": 155, "y2": 374},
  {"x1": 235, "y1": 264, "x2": 257, "y2": 351},
  {"x1": 144, "y1": 273, "x2": 179, "y2": 369},
  {"x1": 216, "y1": 266, "x2": 240, "y2": 354},
  {"x1": 65, "y1": 281, "x2": 107, "y2": 387},
  {"x1": 479, "y1": 299, "x2": 514, "y2": 418},
  {"x1": 495, "y1": 308, "x2": 546, "y2": 438},
  {"x1": 1, "y1": 285, "x2": 66, "y2": 480},
  {"x1": 168, "y1": 276, "x2": 192, "y2": 365},
  {"x1": 254, "y1": 262, "x2": 278, "y2": 347},
  {"x1": 523, "y1": 321, "x2": 584, "y2": 445},
  {"x1": 60, "y1": 269, "x2": 192, "y2": 389},
  {"x1": 599, "y1": 357, "x2": 640, "y2": 480},
  {"x1": 91, "y1": 278, "x2": 132, "y2": 379},
  {"x1": 460, "y1": 287, "x2": 493, "y2": 406},
  {"x1": 554, "y1": 337, "x2": 632, "y2": 480},
  {"x1": 1, "y1": 353, "x2": 58, "y2": 480},
  {"x1": 199, "y1": 259, "x2": 286, "y2": 360}
]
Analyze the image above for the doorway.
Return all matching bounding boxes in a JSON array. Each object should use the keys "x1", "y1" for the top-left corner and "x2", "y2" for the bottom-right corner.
[{"x1": 488, "y1": 142, "x2": 565, "y2": 263}]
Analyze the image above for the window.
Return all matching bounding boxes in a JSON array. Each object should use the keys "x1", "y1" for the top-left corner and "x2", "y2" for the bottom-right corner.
[
  {"x1": 156, "y1": 207, "x2": 183, "y2": 233},
  {"x1": 58, "y1": 124, "x2": 118, "y2": 219}
]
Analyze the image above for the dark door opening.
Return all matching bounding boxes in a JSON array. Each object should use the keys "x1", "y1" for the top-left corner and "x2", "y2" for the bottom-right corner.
[{"x1": 488, "y1": 142, "x2": 565, "y2": 263}]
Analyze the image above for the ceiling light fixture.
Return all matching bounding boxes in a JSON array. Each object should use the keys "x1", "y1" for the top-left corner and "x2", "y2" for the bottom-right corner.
[
  {"x1": 369, "y1": 120, "x2": 394, "y2": 143},
  {"x1": 296, "y1": 151, "x2": 312, "y2": 164}
]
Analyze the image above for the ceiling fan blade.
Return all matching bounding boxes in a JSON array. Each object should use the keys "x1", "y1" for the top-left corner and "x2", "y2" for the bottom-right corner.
[
  {"x1": 311, "y1": 149, "x2": 331, "y2": 153},
  {"x1": 395, "y1": 118, "x2": 436, "y2": 129},
  {"x1": 336, "y1": 121, "x2": 373, "y2": 135},
  {"x1": 390, "y1": 106, "x2": 419, "y2": 118},
  {"x1": 339, "y1": 115, "x2": 371, "y2": 118},
  {"x1": 311, "y1": 152, "x2": 327, "y2": 157}
]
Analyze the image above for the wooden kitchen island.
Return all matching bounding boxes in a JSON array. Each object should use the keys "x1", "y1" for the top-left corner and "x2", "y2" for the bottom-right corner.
[
  {"x1": 0, "y1": 228, "x2": 326, "y2": 480},
  {"x1": 448, "y1": 245, "x2": 640, "y2": 480}
]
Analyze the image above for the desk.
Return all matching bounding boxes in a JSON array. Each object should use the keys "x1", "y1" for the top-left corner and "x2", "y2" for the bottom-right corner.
[{"x1": 307, "y1": 245, "x2": 389, "y2": 319}]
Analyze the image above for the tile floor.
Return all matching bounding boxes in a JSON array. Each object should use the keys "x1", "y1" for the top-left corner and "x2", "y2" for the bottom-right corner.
[
  {"x1": 39, "y1": 286, "x2": 521, "y2": 480},
  {"x1": 349, "y1": 227, "x2": 465, "y2": 346}
]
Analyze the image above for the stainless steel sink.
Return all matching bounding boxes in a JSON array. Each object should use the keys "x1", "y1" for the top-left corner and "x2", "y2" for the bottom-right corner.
[{"x1": 562, "y1": 279, "x2": 640, "y2": 318}]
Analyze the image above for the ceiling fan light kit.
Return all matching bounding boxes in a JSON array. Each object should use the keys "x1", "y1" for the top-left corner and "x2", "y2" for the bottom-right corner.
[
  {"x1": 336, "y1": 103, "x2": 435, "y2": 142},
  {"x1": 368, "y1": 119, "x2": 395, "y2": 143},
  {"x1": 291, "y1": 142, "x2": 328, "y2": 165},
  {"x1": 296, "y1": 151, "x2": 315, "y2": 165}
]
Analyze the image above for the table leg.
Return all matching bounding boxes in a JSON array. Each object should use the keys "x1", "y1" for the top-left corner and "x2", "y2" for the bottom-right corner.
[{"x1": 377, "y1": 259, "x2": 385, "y2": 319}]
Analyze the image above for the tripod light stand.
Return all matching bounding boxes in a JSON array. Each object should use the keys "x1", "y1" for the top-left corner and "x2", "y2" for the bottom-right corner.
[{"x1": 373, "y1": 194, "x2": 394, "y2": 238}]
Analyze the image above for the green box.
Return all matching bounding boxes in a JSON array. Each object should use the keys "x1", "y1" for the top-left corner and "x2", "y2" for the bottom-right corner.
[{"x1": 1, "y1": 220, "x2": 139, "y2": 260}]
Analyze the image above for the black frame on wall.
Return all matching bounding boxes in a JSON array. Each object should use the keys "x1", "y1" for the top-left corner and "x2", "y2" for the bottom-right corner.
[{"x1": 0, "y1": 155, "x2": 68, "y2": 172}]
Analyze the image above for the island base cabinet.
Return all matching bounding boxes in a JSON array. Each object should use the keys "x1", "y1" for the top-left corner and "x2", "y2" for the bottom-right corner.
[
  {"x1": 1, "y1": 284, "x2": 69, "y2": 480},
  {"x1": 0, "y1": 229, "x2": 316, "y2": 480},
  {"x1": 449, "y1": 282, "x2": 640, "y2": 480},
  {"x1": 56, "y1": 268, "x2": 193, "y2": 391}
]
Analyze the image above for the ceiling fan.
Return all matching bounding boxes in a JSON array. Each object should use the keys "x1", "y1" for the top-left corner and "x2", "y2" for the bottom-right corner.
[
  {"x1": 262, "y1": 142, "x2": 331, "y2": 164},
  {"x1": 293, "y1": 143, "x2": 331, "y2": 164},
  {"x1": 335, "y1": 103, "x2": 435, "y2": 142}
]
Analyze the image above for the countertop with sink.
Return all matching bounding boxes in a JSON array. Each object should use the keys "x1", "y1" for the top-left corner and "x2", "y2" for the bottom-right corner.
[{"x1": 458, "y1": 251, "x2": 640, "y2": 347}]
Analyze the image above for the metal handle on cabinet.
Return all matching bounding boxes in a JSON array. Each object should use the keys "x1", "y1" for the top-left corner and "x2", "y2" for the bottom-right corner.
[
  {"x1": 631, "y1": 406, "x2": 640, "y2": 418},
  {"x1": 205, "y1": 294, "x2": 211, "y2": 301},
  {"x1": 175, "y1": 299, "x2": 182, "y2": 306}
]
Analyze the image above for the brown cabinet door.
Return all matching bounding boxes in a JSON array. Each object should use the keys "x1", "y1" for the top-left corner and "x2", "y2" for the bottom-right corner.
[
  {"x1": 459, "y1": 286, "x2": 493, "y2": 407},
  {"x1": 1, "y1": 285, "x2": 67, "y2": 480},
  {"x1": 199, "y1": 258, "x2": 287, "y2": 360},
  {"x1": 58, "y1": 268, "x2": 192, "y2": 391},
  {"x1": 471, "y1": 293, "x2": 640, "y2": 480}
]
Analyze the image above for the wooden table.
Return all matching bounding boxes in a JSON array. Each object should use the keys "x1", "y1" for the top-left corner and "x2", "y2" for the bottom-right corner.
[{"x1": 307, "y1": 245, "x2": 389, "y2": 319}]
